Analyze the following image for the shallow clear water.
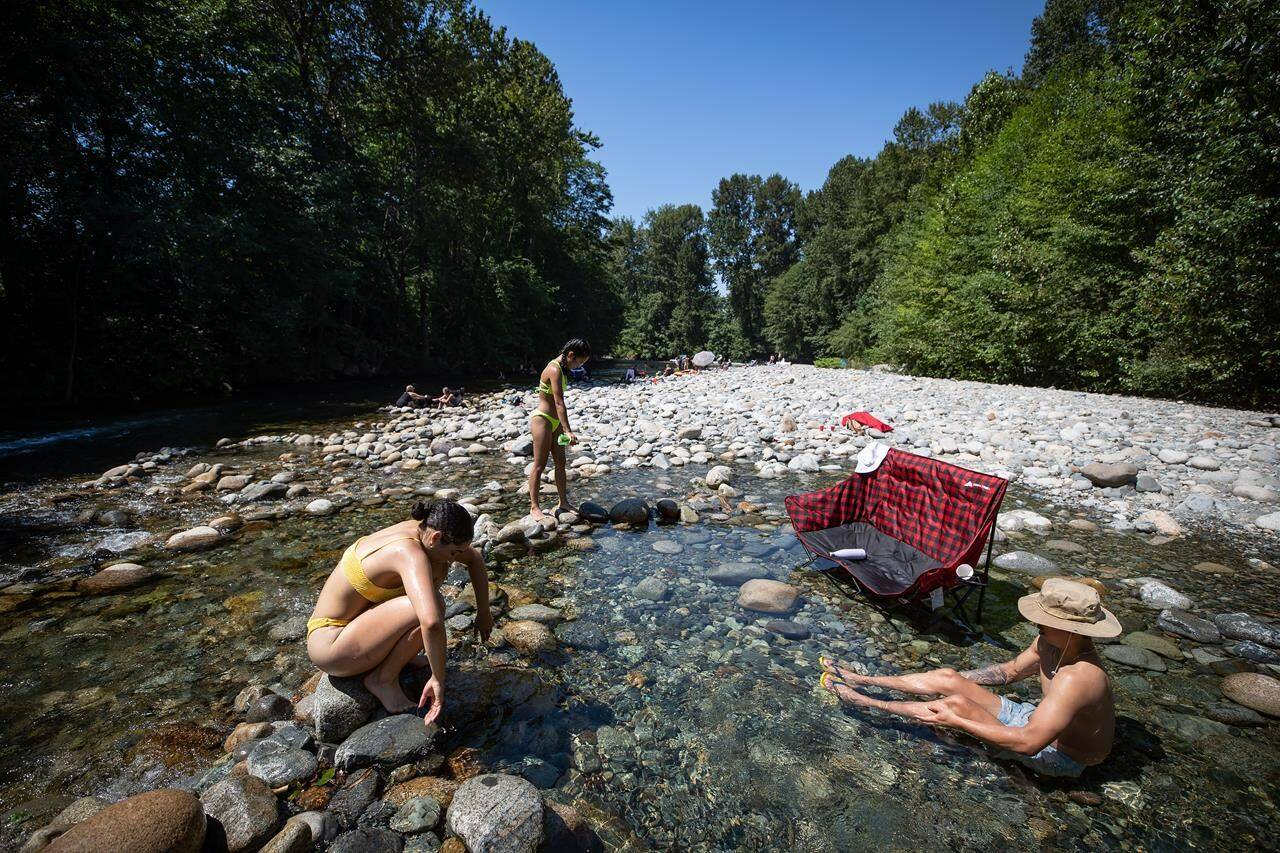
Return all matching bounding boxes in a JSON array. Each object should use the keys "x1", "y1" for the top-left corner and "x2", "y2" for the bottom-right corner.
[{"x1": 0, "y1": 407, "x2": 1277, "y2": 850}]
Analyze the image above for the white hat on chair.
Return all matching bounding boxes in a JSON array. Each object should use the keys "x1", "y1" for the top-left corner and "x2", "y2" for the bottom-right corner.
[{"x1": 855, "y1": 441, "x2": 888, "y2": 474}]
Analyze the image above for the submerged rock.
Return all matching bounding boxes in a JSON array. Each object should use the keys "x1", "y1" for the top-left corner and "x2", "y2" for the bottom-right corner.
[
  {"x1": 165, "y1": 526, "x2": 222, "y2": 552},
  {"x1": 77, "y1": 562, "x2": 158, "y2": 595},
  {"x1": 446, "y1": 774, "x2": 543, "y2": 853},
  {"x1": 738, "y1": 579, "x2": 800, "y2": 614},
  {"x1": 632, "y1": 577, "x2": 670, "y2": 602},
  {"x1": 708, "y1": 562, "x2": 772, "y2": 585},
  {"x1": 503, "y1": 620, "x2": 556, "y2": 656},
  {"x1": 1102, "y1": 644, "x2": 1167, "y2": 672}
]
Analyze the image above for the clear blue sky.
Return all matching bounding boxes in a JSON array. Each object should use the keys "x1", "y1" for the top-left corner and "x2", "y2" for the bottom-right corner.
[{"x1": 475, "y1": 0, "x2": 1045, "y2": 222}]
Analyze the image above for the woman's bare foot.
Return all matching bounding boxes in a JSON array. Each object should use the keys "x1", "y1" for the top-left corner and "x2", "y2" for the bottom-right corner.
[
  {"x1": 553, "y1": 503, "x2": 579, "y2": 517},
  {"x1": 529, "y1": 507, "x2": 553, "y2": 524},
  {"x1": 820, "y1": 672, "x2": 876, "y2": 709},
  {"x1": 819, "y1": 655, "x2": 871, "y2": 684},
  {"x1": 363, "y1": 673, "x2": 416, "y2": 714}
]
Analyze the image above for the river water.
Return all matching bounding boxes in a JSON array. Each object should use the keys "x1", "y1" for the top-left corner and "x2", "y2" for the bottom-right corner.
[{"x1": 0, "y1": 395, "x2": 1276, "y2": 850}]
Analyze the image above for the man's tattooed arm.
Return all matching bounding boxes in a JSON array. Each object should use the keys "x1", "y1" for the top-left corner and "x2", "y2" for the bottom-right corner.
[{"x1": 960, "y1": 663, "x2": 1012, "y2": 685}]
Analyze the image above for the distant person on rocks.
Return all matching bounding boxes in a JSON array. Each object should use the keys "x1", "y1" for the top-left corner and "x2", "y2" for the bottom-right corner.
[
  {"x1": 819, "y1": 579, "x2": 1118, "y2": 778},
  {"x1": 528, "y1": 338, "x2": 590, "y2": 523},
  {"x1": 306, "y1": 499, "x2": 492, "y2": 724},
  {"x1": 433, "y1": 387, "x2": 458, "y2": 409},
  {"x1": 624, "y1": 367, "x2": 637, "y2": 383},
  {"x1": 396, "y1": 385, "x2": 427, "y2": 408}
]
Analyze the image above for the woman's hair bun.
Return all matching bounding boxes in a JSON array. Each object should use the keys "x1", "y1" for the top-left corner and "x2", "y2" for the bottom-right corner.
[{"x1": 410, "y1": 500, "x2": 429, "y2": 521}]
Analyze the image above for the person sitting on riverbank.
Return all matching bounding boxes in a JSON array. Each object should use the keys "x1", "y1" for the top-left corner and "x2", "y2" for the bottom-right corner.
[
  {"x1": 528, "y1": 337, "x2": 590, "y2": 523},
  {"x1": 395, "y1": 385, "x2": 428, "y2": 408},
  {"x1": 433, "y1": 387, "x2": 459, "y2": 409},
  {"x1": 306, "y1": 499, "x2": 492, "y2": 724},
  {"x1": 819, "y1": 578, "x2": 1118, "y2": 778}
]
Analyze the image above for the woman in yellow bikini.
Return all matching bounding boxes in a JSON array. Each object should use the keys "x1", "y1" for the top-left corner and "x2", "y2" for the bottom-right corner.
[
  {"x1": 527, "y1": 338, "x2": 590, "y2": 523},
  {"x1": 306, "y1": 499, "x2": 492, "y2": 725}
]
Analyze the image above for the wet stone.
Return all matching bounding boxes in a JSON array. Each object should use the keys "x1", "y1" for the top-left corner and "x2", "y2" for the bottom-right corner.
[
  {"x1": 268, "y1": 615, "x2": 308, "y2": 642},
  {"x1": 201, "y1": 775, "x2": 280, "y2": 853},
  {"x1": 1121, "y1": 631, "x2": 1183, "y2": 660},
  {"x1": 764, "y1": 620, "x2": 811, "y2": 640},
  {"x1": 1203, "y1": 701, "x2": 1268, "y2": 727},
  {"x1": 578, "y1": 501, "x2": 608, "y2": 523},
  {"x1": 246, "y1": 693, "x2": 293, "y2": 723},
  {"x1": 328, "y1": 768, "x2": 382, "y2": 827},
  {"x1": 1157, "y1": 609, "x2": 1221, "y2": 644},
  {"x1": 1137, "y1": 579, "x2": 1192, "y2": 610},
  {"x1": 1229, "y1": 641, "x2": 1280, "y2": 664},
  {"x1": 1220, "y1": 672, "x2": 1280, "y2": 717},
  {"x1": 608, "y1": 498, "x2": 650, "y2": 526},
  {"x1": 1102, "y1": 644, "x2": 1167, "y2": 672},
  {"x1": 446, "y1": 774, "x2": 543, "y2": 853},
  {"x1": 330, "y1": 828, "x2": 404, "y2": 853},
  {"x1": 1166, "y1": 714, "x2": 1229, "y2": 741},
  {"x1": 708, "y1": 562, "x2": 771, "y2": 585},
  {"x1": 357, "y1": 800, "x2": 398, "y2": 828},
  {"x1": 389, "y1": 796, "x2": 441, "y2": 834},
  {"x1": 247, "y1": 739, "x2": 317, "y2": 787},
  {"x1": 651, "y1": 539, "x2": 683, "y2": 555},
  {"x1": 993, "y1": 551, "x2": 1057, "y2": 574},
  {"x1": 506, "y1": 604, "x2": 561, "y2": 625},
  {"x1": 258, "y1": 819, "x2": 311, "y2": 853},
  {"x1": 1214, "y1": 613, "x2": 1280, "y2": 648},
  {"x1": 335, "y1": 715, "x2": 438, "y2": 772},
  {"x1": 312, "y1": 675, "x2": 377, "y2": 743},
  {"x1": 632, "y1": 577, "x2": 670, "y2": 602},
  {"x1": 555, "y1": 622, "x2": 606, "y2": 650},
  {"x1": 738, "y1": 579, "x2": 800, "y2": 614}
]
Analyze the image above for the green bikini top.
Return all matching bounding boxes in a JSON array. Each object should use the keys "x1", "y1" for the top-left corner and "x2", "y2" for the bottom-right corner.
[{"x1": 536, "y1": 360, "x2": 569, "y2": 396}]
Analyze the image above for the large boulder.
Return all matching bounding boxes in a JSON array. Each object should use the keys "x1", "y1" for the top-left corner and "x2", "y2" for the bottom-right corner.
[
  {"x1": 200, "y1": 776, "x2": 280, "y2": 853},
  {"x1": 164, "y1": 527, "x2": 222, "y2": 552},
  {"x1": 45, "y1": 790, "x2": 205, "y2": 853},
  {"x1": 738, "y1": 579, "x2": 800, "y2": 614},
  {"x1": 1221, "y1": 672, "x2": 1280, "y2": 717},
  {"x1": 608, "y1": 498, "x2": 650, "y2": 526},
  {"x1": 310, "y1": 675, "x2": 377, "y2": 743},
  {"x1": 1081, "y1": 462, "x2": 1138, "y2": 488},
  {"x1": 446, "y1": 774, "x2": 543, "y2": 853},
  {"x1": 335, "y1": 715, "x2": 437, "y2": 772}
]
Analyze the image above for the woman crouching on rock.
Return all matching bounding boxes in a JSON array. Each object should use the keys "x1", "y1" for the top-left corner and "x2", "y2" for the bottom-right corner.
[
  {"x1": 527, "y1": 338, "x2": 590, "y2": 524},
  {"x1": 306, "y1": 499, "x2": 492, "y2": 725}
]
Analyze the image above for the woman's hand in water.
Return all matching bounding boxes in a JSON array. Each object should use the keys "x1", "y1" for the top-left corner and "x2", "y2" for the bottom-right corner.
[
  {"x1": 419, "y1": 677, "x2": 444, "y2": 726},
  {"x1": 474, "y1": 609, "x2": 493, "y2": 642}
]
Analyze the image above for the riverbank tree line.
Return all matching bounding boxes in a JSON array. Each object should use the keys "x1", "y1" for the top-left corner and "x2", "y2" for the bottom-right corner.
[
  {"x1": 3, "y1": 0, "x2": 1275, "y2": 409},
  {"x1": 609, "y1": 0, "x2": 1278, "y2": 408},
  {"x1": 1, "y1": 0, "x2": 620, "y2": 405}
]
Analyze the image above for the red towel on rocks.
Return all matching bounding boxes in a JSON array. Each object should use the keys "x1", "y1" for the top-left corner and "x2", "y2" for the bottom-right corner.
[{"x1": 842, "y1": 411, "x2": 893, "y2": 432}]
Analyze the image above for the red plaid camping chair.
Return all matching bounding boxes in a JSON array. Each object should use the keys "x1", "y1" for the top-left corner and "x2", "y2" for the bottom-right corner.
[{"x1": 784, "y1": 448, "x2": 1007, "y2": 633}]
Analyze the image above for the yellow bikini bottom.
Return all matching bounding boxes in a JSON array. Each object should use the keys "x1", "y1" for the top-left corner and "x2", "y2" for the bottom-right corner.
[
  {"x1": 532, "y1": 411, "x2": 561, "y2": 431},
  {"x1": 306, "y1": 616, "x2": 350, "y2": 638}
]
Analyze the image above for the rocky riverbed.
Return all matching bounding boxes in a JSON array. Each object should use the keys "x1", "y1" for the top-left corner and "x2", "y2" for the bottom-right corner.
[{"x1": 0, "y1": 364, "x2": 1278, "y2": 851}]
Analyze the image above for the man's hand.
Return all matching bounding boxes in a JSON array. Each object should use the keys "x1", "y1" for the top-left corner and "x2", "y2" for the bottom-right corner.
[
  {"x1": 918, "y1": 701, "x2": 962, "y2": 728},
  {"x1": 419, "y1": 677, "x2": 444, "y2": 727},
  {"x1": 474, "y1": 610, "x2": 493, "y2": 643}
]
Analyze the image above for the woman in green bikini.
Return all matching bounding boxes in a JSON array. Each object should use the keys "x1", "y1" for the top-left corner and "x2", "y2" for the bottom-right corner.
[{"x1": 527, "y1": 338, "x2": 590, "y2": 523}]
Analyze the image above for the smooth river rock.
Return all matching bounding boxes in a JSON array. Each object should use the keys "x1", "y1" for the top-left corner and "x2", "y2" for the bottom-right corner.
[
  {"x1": 46, "y1": 790, "x2": 205, "y2": 853},
  {"x1": 1220, "y1": 672, "x2": 1280, "y2": 717},
  {"x1": 246, "y1": 739, "x2": 317, "y2": 787},
  {"x1": 200, "y1": 776, "x2": 280, "y2": 853},
  {"x1": 446, "y1": 774, "x2": 543, "y2": 853},
  {"x1": 1102, "y1": 644, "x2": 1167, "y2": 672},
  {"x1": 608, "y1": 498, "x2": 650, "y2": 526},
  {"x1": 1156, "y1": 609, "x2": 1221, "y2": 644},
  {"x1": 1214, "y1": 613, "x2": 1280, "y2": 648},
  {"x1": 738, "y1": 579, "x2": 800, "y2": 614},
  {"x1": 993, "y1": 551, "x2": 1058, "y2": 574},
  {"x1": 335, "y1": 715, "x2": 437, "y2": 772},
  {"x1": 77, "y1": 562, "x2": 158, "y2": 595},
  {"x1": 310, "y1": 674, "x2": 377, "y2": 743},
  {"x1": 164, "y1": 526, "x2": 222, "y2": 552},
  {"x1": 1082, "y1": 462, "x2": 1138, "y2": 488}
]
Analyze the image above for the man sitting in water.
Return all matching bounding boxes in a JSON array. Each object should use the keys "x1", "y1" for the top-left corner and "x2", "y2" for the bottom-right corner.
[
  {"x1": 820, "y1": 578, "x2": 1119, "y2": 778},
  {"x1": 395, "y1": 385, "x2": 427, "y2": 408}
]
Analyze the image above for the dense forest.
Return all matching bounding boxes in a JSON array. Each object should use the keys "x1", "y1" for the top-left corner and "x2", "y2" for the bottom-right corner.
[
  {"x1": 611, "y1": 0, "x2": 1279, "y2": 408},
  {"x1": 2, "y1": 0, "x2": 1277, "y2": 408},
  {"x1": 1, "y1": 0, "x2": 620, "y2": 405}
]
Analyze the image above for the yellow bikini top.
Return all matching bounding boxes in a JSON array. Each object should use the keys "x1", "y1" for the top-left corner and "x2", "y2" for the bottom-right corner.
[
  {"x1": 536, "y1": 360, "x2": 569, "y2": 396},
  {"x1": 341, "y1": 535, "x2": 414, "y2": 603}
]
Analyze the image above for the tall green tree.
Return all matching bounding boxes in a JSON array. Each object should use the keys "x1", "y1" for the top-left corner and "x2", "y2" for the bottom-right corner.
[{"x1": 707, "y1": 173, "x2": 801, "y2": 353}]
